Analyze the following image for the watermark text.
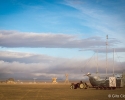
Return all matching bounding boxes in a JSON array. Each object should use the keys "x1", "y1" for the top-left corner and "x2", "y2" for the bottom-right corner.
[{"x1": 108, "y1": 94, "x2": 125, "y2": 98}]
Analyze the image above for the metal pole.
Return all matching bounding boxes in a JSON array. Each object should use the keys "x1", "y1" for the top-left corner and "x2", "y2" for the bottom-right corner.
[
  {"x1": 96, "y1": 50, "x2": 98, "y2": 75},
  {"x1": 113, "y1": 48, "x2": 115, "y2": 76},
  {"x1": 106, "y1": 35, "x2": 108, "y2": 78}
]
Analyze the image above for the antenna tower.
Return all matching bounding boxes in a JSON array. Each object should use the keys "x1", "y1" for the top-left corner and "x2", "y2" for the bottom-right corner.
[
  {"x1": 65, "y1": 74, "x2": 69, "y2": 83},
  {"x1": 113, "y1": 48, "x2": 115, "y2": 76},
  {"x1": 96, "y1": 50, "x2": 99, "y2": 76}
]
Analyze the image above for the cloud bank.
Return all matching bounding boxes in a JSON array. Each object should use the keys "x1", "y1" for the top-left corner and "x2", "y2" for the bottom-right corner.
[
  {"x1": 0, "y1": 51, "x2": 124, "y2": 80},
  {"x1": 0, "y1": 30, "x2": 124, "y2": 51}
]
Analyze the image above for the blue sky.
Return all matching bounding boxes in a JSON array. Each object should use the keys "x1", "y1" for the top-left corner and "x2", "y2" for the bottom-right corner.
[{"x1": 0, "y1": 0, "x2": 125, "y2": 80}]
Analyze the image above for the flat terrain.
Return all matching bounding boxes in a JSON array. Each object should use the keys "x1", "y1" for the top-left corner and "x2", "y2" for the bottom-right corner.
[{"x1": 0, "y1": 84, "x2": 125, "y2": 100}]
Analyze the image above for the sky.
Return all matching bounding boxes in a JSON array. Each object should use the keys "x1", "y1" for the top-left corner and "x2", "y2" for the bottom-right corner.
[{"x1": 0, "y1": 0, "x2": 125, "y2": 81}]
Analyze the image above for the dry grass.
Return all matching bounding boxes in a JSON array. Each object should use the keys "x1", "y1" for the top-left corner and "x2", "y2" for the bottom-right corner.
[{"x1": 0, "y1": 84, "x2": 125, "y2": 100}]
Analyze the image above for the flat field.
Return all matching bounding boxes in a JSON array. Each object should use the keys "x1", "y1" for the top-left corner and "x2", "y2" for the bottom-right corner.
[{"x1": 0, "y1": 84, "x2": 125, "y2": 100}]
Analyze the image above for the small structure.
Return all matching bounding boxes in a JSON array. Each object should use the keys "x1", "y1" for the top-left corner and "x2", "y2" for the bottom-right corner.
[
  {"x1": 6, "y1": 78, "x2": 15, "y2": 84},
  {"x1": 52, "y1": 77, "x2": 57, "y2": 83},
  {"x1": 64, "y1": 74, "x2": 69, "y2": 83}
]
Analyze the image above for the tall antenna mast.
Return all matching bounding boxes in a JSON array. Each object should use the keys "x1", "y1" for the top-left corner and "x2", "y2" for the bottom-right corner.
[
  {"x1": 113, "y1": 48, "x2": 115, "y2": 76},
  {"x1": 96, "y1": 50, "x2": 98, "y2": 76},
  {"x1": 106, "y1": 35, "x2": 108, "y2": 78}
]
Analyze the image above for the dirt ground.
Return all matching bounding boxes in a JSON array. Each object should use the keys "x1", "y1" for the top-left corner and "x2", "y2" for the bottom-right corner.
[{"x1": 0, "y1": 83, "x2": 125, "y2": 100}]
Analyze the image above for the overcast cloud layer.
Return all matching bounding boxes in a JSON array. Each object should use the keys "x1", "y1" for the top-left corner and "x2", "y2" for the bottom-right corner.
[{"x1": 0, "y1": 51, "x2": 124, "y2": 80}]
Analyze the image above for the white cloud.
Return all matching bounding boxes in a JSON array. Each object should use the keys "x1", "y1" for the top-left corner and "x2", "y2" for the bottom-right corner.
[{"x1": 0, "y1": 30, "x2": 123, "y2": 50}]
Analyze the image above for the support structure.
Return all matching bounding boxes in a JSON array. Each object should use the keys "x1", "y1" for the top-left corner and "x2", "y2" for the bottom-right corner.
[
  {"x1": 52, "y1": 77, "x2": 57, "y2": 83},
  {"x1": 64, "y1": 74, "x2": 69, "y2": 83}
]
